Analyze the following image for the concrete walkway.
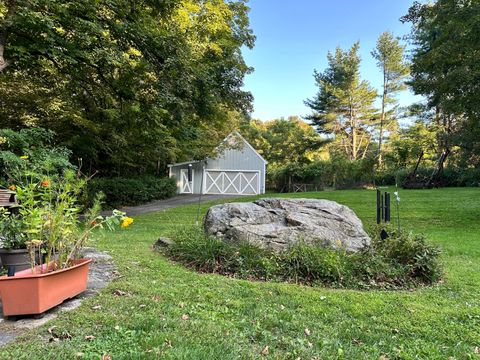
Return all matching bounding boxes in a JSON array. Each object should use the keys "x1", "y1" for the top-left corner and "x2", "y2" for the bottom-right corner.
[{"x1": 105, "y1": 194, "x2": 238, "y2": 216}]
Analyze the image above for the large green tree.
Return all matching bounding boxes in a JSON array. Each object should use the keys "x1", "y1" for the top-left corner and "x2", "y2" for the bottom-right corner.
[
  {"x1": 403, "y1": 0, "x2": 480, "y2": 167},
  {"x1": 0, "y1": 0, "x2": 255, "y2": 175},
  {"x1": 305, "y1": 43, "x2": 377, "y2": 161},
  {"x1": 371, "y1": 31, "x2": 409, "y2": 167},
  {"x1": 241, "y1": 116, "x2": 327, "y2": 169}
]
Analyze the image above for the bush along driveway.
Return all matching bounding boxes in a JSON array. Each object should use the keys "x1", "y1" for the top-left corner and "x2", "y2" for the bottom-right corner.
[{"x1": 1, "y1": 188, "x2": 480, "y2": 359}]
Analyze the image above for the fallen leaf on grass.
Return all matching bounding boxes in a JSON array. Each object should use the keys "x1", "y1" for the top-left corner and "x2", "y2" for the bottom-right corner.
[
  {"x1": 181, "y1": 314, "x2": 189, "y2": 321},
  {"x1": 84, "y1": 335, "x2": 95, "y2": 341},
  {"x1": 307, "y1": 341, "x2": 313, "y2": 348},
  {"x1": 113, "y1": 289, "x2": 130, "y2": 297},
  {"x1": 164, "y1": 339, "x2": 172, "y2": 348},
  {"x1": 304, "y1": 328, "x2": 311, "y2": 336},
  {"x1": 139, "y1": 304, "x2": 146, "y2": 309},
  {"x1": 152, "y1": 295, "x2": 162, "y2": 302},
  {"x1": 260, "y1": 346, "x2": 269, "y2": 356},
  {"x1": 91, "y1": 305, "x2": 102, "y2": 310},
  {"x1": 474, "y1": 346, "x2": 480, "y2": 354},
  {"x1": 352, "y1": 338, "x2": 364, "y2": 346},
  {"x1": 378, "y1": 356, "x2": 390, "y2": 360},
  {"x1": 102, "y1": 355, "x2": 111, "y2": 360},
  {"x1": 47, "y1": 326, "x2": 72, "y2": 342}
]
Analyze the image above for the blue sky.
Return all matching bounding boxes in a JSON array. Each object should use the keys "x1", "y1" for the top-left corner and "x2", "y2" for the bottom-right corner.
[{"x1": 242, "y1": 0, "x2": 423, "y2": 121}]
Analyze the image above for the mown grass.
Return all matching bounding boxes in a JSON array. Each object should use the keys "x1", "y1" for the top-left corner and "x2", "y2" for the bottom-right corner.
[{"x1": 1, "y1": 187, "x2": 480, "y2": 359}]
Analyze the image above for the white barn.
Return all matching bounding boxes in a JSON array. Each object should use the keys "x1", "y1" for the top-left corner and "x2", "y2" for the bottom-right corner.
[{"x1": 168, "y1": 131, "x2": 267, "y2": 195}]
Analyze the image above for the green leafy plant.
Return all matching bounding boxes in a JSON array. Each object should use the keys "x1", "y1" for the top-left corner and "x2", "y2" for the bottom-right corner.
[
  {"x1": 3, "y1": 169, "x2": 133, "y2": 272},
  {"x1": 0, "y1": 128, "x2": 74, "y2": 185},
  {"x1": 161, "y1": 225, "x2": 442, "y2": 290},
  {"x1": 0, "y1": 209, "x2": 26, "y2": 250}
]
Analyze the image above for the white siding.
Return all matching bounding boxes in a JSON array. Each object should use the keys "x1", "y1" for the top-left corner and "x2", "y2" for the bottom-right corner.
[
  {"x1": 169, "y1": 132, "x2": 267, "y2": 195},
  {"x1": 169, "y1": 162, "x2": 204, "y2": 194},
  {"x1": 206, "y1": 143, "x2": 266, "y2": 194}
]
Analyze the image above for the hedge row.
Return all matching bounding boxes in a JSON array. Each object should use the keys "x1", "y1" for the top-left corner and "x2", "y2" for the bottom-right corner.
[
  {"x1": 269, "y1": 160, "x2": 480, "y2": 191},
  {"x1": 376, "y1": 167, "x2": 480, "y2": 187},
  {"x1": 84, "y1": 176, "x2": 177, "y2": 209},
  {"x1": 268, "y1": 158, "x2": 376, "y2": 191}
]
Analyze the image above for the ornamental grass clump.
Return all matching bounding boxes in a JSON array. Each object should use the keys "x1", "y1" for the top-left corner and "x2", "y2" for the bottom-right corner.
[{"x1": 161, "y1": 225, "x2": 442, "y2": 290}]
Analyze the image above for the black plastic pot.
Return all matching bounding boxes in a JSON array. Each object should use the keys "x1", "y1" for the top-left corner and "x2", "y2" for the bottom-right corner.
[{"x1": 0, "y1": 248, "x2": 31, "y2": 271}]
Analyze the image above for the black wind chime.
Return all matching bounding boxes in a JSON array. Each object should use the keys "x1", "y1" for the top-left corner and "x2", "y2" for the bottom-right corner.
[{"x1": 376, "y1": 189, "x2": 391, "y2": 240}]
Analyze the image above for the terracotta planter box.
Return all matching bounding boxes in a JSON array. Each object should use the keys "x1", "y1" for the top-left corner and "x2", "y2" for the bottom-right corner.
[{"x1": 0, "y1": 258, "x2": 92, "y2": 316}]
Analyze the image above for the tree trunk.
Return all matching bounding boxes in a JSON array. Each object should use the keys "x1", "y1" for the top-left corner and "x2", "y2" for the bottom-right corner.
[
  {"x1": 378, "y1": 67, "x2": 387, "y2": 167},
  {"x1": 0, "y1": 0, "x2": 17, "y2": 72},
  {"x1": 350, "y1": 104, "x2": 357, "y2": 160}
]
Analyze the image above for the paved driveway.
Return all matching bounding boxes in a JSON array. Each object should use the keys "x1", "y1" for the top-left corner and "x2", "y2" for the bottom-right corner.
[{"x1": 107, "y1": 194, "x2": 239, "y2": 216}]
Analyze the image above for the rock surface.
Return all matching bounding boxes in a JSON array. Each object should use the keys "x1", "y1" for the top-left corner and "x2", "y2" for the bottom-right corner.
[{"x1": 204, "y1": 198, "x2": 371, "y2": 252}]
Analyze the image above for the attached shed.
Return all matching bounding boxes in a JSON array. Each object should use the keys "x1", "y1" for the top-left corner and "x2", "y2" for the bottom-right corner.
[{"x1": 168, "y1": 132, "x2": 267, "y2": 195}]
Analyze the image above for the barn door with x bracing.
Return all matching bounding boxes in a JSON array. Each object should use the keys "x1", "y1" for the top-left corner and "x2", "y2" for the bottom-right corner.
[
  {"x1": 204, "y1": 170, "x2": 259, "y2": 195},
  {"x1": 180, "y1": 169, "x2": 194, "y2": 194}
]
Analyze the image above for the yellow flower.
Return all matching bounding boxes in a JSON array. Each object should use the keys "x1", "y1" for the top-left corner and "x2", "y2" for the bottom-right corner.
[
  {"x1": 8, "y1": 185, "x2": 16, "y2": 191},
  {"x1": 20, "y1": 155, "x2": 29, "y2": 160},
  {"x1": 121, "y1": 217, "x2": 134, "y2": 228}
]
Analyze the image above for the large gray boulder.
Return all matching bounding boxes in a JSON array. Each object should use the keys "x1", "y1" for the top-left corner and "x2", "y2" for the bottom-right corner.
[{"x1": 204, "y1": 198, "x2": 371, "y2": 252}]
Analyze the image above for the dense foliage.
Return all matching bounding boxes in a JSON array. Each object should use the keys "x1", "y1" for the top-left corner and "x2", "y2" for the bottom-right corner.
[
  {"x1": 240, "y1": 116, "x2": 327, "y2": 168},
  {"x1": 84, "y1": 176, "x2": 177, "y2": 209},
  {"x1": 403, "y1": 0, "x2": 480, "y2": 167},
  {"x1": 268, "y1": 157, "x2": 375, "y2": 191},
  {"x1": 160, "y1": 225, "x2": 442, "y2": 290},
  {"x1": 0, "y1": 0, "x2": 255, "y2": 176},
  {"x1": 0, "y1": 128, "x2": 74, "y2": 184}
]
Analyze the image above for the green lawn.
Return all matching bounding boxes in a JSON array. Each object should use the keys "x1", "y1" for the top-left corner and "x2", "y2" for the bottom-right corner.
[{"x1": 2, "y1": 188, "x2": 480, "y2": 359}]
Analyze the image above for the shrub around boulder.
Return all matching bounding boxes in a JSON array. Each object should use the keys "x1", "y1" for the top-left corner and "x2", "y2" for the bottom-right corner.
[
  {"x1": 204, "y1": 198, "x2": 371, "y2": 253},
  {"x1": 160, "y1": 225, "x2": 442, "y2": 290}
]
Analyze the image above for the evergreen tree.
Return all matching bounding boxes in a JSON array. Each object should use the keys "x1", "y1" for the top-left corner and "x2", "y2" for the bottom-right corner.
[
  {"x1": 371, "y1": 31, "x2": 409, "y2": 167},
  {"x1": 305, "y1": 43, "x2": 377, "y2": 160}
]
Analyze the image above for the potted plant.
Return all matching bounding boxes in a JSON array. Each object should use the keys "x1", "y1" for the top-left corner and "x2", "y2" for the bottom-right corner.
[
  {"x1": 0, "y1": 207, "x2": 31, "y2": 271},
  {"x1": 0, "y1": 170, "x2": 133, "y2": 316}
]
